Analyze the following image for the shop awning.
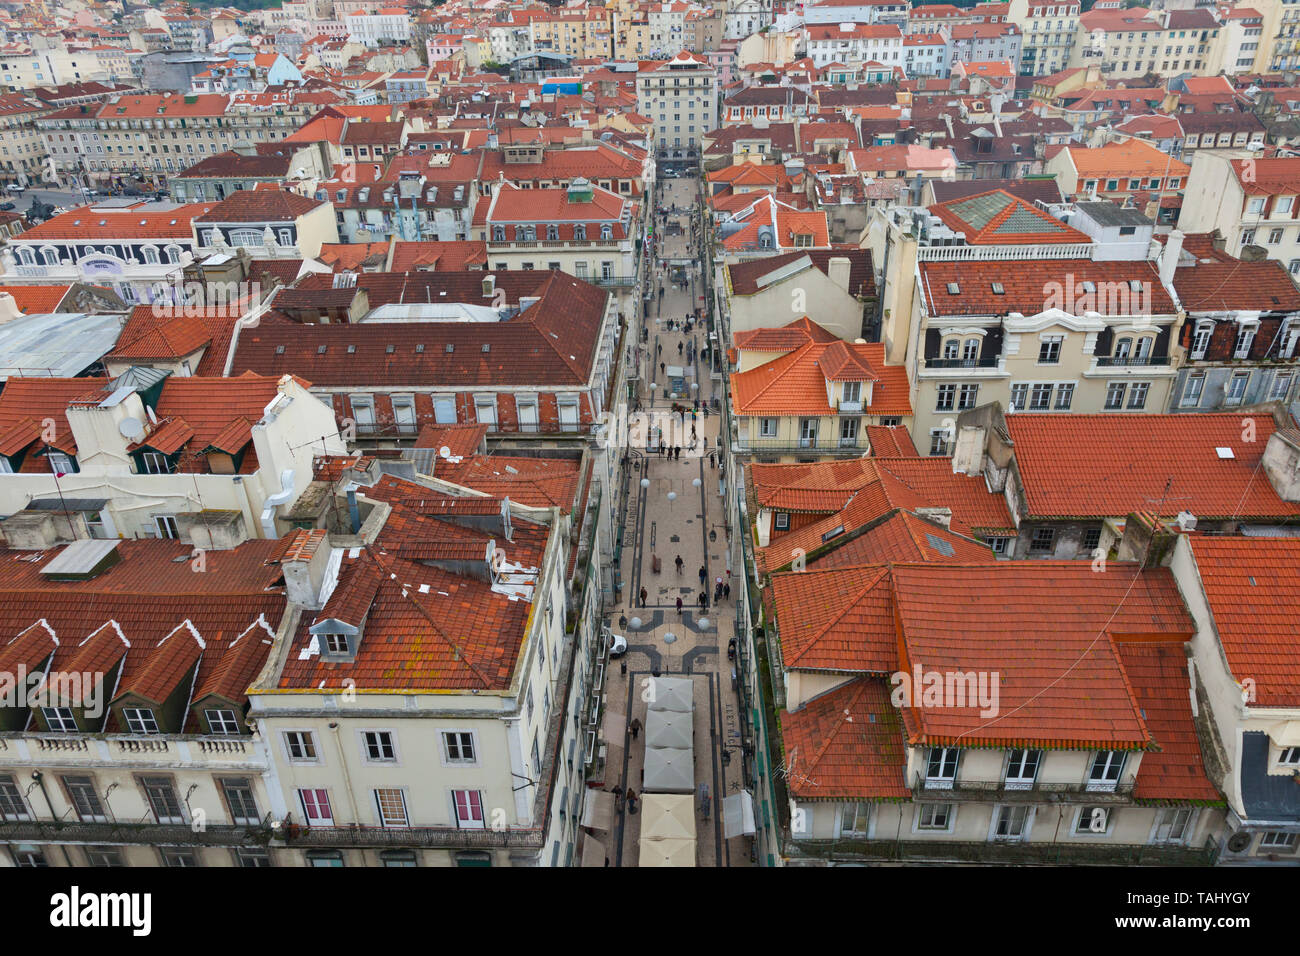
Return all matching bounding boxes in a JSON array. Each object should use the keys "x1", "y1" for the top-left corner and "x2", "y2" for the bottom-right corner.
[
  {"x1": 581, "y1": 788, "x2": 614, "y2": 832},
  {"x1": 723, "y1": 790, "x2": 756, "y2": 839},
  {"x1": 641, "y1": 793, "x2": 695, "y2": 842},
  {"x1": 581, "y1": 835, "x2": 607, "y2": 867},
  {"x1": 639, "y1": 836, "x2": 696, "y2": 867}
]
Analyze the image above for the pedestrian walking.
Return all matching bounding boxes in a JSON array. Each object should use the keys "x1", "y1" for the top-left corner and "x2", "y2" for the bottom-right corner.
[
  {"x1": 676, "y1": 596, "x2": 683, "y2": 616},
  {"x1": 702, "y1": 436, "x2": 708, "y2": 452},
  {"x1": 639, "y1": 586, "x2": 648, "y2": 607},
  {"x1": 724, "y1": 582, "x2": 731, "y2": 600},
  {"x1": 703, "y1": 405, "x2": 709, "y2": 419},
  {"x1": 699, "y1": 591, "x2": 709, "y2": 610},
  {"x1": 699, "y1": 566, "x2": 707, "y2": 586},
  {"x1": 673, "y1": 445, "x2": 681, "y2": 460},
  {"x1": 693, "y1": 398, "x2": 699, "y2": 411},
  {"x1": 660, "y1": 361, "x2": 666, "y2": 377},
  {"x1": 630, "y1": 718, "x2": 642, "y2": 740},
  {"x1": 675, "y1": 555, "x2": 683, "y2": 574},
  {"x1": 677, "y1": 342, "x2": 683, "y2": 356},
  {"x1": 657, "y1": 343, "x2": 662, "y2": 356}
]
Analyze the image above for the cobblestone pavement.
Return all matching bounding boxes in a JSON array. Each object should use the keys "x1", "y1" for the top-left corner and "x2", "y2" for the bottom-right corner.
[{"x1": 596, "y1": 175, "x2": 753, "y2": 867}]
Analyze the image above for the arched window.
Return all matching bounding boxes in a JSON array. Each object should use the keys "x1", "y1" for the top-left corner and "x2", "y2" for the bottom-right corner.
[
  {"x1": 143, "y1": 245, "x2": 159, "y2": 265},
  {"x1": 230, "y1": 229, "x2": 263, "y2": 247},
  {"x1": 546, "y1": 224, "x2": 559, "y2": 240},
  {"x1": 601, "y1": 224, "x2": 613, "y2": 240},
  {"x1": 17, "y1": 247, "x2": 35, "y2": 265},
  {"x1": 41, "y1": 246, "x2": 59, "y2": 265},
  {"x1": 963, "y1": 338, "x2": 980, "y2": 361},
  {"x1": 574, "y1": 223, "x2": 586, "y2": 240},
  {"x1": 165, "y1": 245, "x2": 181, "y2": 264},
  {"x1": 492, "y1": 225, "x2": 505, "y2": 241},
  {"x1": 943, "y1": 339, "x2": 960, "y2": 360},
  {"x1": 1115, "y1": 336, "x2": 1132, "y2": 360}
]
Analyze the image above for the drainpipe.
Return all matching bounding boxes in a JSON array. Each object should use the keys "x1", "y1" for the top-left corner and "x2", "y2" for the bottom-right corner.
[
  {"x1": 346, "y1": 488, "x2": 362, "y2": 533},
  {"x1": 327, "y1": 721, "x2": 361, "y2": 826},
  {"x1": 260, "y1": 469, "x2": 295, "y2": 538}
]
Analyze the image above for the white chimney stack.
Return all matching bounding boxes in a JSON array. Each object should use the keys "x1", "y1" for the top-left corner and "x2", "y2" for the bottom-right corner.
[{"x1": 1159, "y1": 229, "x2": 1184, "y2": 292}]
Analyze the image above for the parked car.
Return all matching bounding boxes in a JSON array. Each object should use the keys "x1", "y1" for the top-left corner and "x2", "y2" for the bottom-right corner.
[
  {"x1": 607, "y1": 628, "x2": 627, "y2": 658},
  {"x1": 0, "y1": 202, "x2": 14, "y2": 211}
]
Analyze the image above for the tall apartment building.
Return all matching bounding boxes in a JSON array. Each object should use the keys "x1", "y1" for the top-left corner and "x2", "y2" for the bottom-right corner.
[
  {"x1": 1007, "y1": 0, "x2": 1079, "y2": 76},
  {"x1": 635, "y1": 51, "x2": 716, "y2": 166}
]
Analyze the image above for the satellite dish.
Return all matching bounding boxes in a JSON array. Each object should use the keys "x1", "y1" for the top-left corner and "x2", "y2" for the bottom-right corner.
[
  {"x1": 118, "y1": 417, "x2": 146, "y2": 441},
  {"x1": 439, "y1": 445, "x2": 452, "y2": 459}
]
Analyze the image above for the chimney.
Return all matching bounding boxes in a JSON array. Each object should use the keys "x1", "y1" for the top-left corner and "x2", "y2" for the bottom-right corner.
[
  {"x1": 827, "y1": 256, "x2": 852, "y2": 293},
  {"x1": 1159, "y1": 228, "x2": 1183, "y2": 290},
  {"x1": 942, "y1": 112, "x2": 953, "y2": 138},
  {"x1": 1116, "y1": 511, "x2": 1179, "y2": 567},
  {"x1": 281, "y1": 529, "x2": 331, "y2": 609},
  {"x1": 0, "y1": 292, "x2": 21, "y2": 325}
]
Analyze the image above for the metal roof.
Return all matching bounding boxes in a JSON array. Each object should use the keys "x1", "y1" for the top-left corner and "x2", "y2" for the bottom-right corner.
[{"x1": 0, "y1": 311, "x2": 126, "y2": 381}]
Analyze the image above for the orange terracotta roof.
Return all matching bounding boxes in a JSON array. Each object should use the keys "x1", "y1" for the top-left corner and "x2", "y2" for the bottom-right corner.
[
  {"x1": 1065, "y1": 139, "x2": 1190, "y2": 179},
  {"x1": 929, "y1": 189, "x2": 1091, "y2": 245},
  {"x1": 0, "y1": 284, "x2": 71, "y2": 313},
  {"x1": 780, "y1": 677, "x2": 911, "y2": 800},
  {"x1": 1005, "y1": 414, "x2": 1300, "y2": 520},
  {"x1": 864, "y1": 425, "x2": 918, "y2": 457},
  {"x1": 730, "y1": 341, "x2": 909, "y2": 417},
  {"x1": 1114, "y1": 641, "x2": 1223, "y2": 803},
  {"x1": 1188, "y1": 536, "x2": 1300, "y2": 708},
  {"x1": 889, "y1": 562, "x2": 1191, "y2": 749}
]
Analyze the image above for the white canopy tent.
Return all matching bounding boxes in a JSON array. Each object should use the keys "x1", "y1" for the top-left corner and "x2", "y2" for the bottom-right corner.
[
  {"x1": 640, "y1": 793, "x2": 695, "y2": 842},
  {"x1": 643, "y1": 745, "x2": 694, "y2": 794},
  {"x1": 646, "y1": 676, "x2": 694, "y2": 714},
  {"x1": 722, "y1": 790, "x2": 757, "y2": 839},
  {"x1": 639, "y1": 836, "x2": 696, "y2": 867},
  {"x1": 581, "y1": 789, "x2": 615, "y2": 832},
  {"x1": 645, "y1": 709, "x2": 693, "y2": 750}
]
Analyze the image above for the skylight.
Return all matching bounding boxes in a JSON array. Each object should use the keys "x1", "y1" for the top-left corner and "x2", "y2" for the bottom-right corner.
[
  {"x1": 991, "y1": 282, "x2": 1005, "y2": 294},
  {"x1": 946, "y1": 282, "x2": 960, "y2": 294}
]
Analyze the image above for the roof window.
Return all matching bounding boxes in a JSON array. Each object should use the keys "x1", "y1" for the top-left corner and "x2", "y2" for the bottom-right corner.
[{"x1": 946, "y1": 282, "x2": 960, "y2": 294}]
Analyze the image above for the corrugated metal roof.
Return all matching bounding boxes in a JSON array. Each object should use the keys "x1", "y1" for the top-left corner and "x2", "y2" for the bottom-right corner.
[{"x1": 0, "y1": 312, "x2": 126, "y2": 380}]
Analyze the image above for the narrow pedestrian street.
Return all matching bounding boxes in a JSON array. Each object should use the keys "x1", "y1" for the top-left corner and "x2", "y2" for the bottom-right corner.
[{"x1": 597, "y1": 173, "x2": 754, "y2": 867}]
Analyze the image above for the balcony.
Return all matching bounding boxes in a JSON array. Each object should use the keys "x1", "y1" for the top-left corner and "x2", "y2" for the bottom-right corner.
[
  {"x1": 913, "y1": 772, "x2": 1136, "y2": 803},
  {"x1": 0, "y1": 818, "x2": 272, "y2": 847},
  {"x1": 734, "y1": 436, "x2": 868, "y2": 456},
  {"x1": 917, "y1": 242, "x2": 1095, "y2": 261},
  {"x1": 2, "y1": 732, "x2": 262, "y2": 766},
  {"x1": 925, "y1": 357, "x2": 1000, "y2": 369},
  {"x1": 1094, "y1": 355, "x2": 1170, "y2": 367},
  {"x1": 785, "y1": 836, "x2": 1217, "y2": 866}
]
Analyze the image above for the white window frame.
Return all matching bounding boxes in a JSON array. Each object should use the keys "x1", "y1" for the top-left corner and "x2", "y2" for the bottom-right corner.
[
  {"x1": 43, "y1": 707, "x2": 78, "y2": 733},
  {"x1": 442, "y1": 730, "x2": 478, "y2": 766},
  {"x1": 360, "y1": 729, "x2": 397, "y2": 763},
  {"x1": 1074, "y1": 805, "x2": 1114, "y2": 836},
  {"x1": 915, "y1": 803, "x2": 954, "y2": 832},
  {"x1": 758, "y1": 417, "x2": 778, "y2": 438},
  {"x1": 1151, "y1": 807, "x2": 1193, "y2": 844},
  {"x1": 1004, "y1": 749, "x2": 1041, "y2": 790},
  {"x1": 205, "y1": 707, "x2": 241, "y2": 738},
  {"x1": 283, "y1": 730, "x2": 320, "y2": 764},
  {"x1": 838, "y1": 801, "x2": 870, "y2": 837},
  {"x1": 925, "y1": 747, "x2": 959, "y2": 788},
  {"x1": 123, "y1": 707, "x2": 160, "y2": 734},
  {"x1": 993, "y1": 804, "x2": 1032, "y2": 841},
  {"x1": 1086, "y1": 750, "x2": 1125, "y2": 791}
]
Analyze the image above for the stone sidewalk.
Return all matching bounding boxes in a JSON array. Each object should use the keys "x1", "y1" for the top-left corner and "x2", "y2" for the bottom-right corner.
[{"x1": 597, "y1": 176, "x2": 752, "y2": 867}]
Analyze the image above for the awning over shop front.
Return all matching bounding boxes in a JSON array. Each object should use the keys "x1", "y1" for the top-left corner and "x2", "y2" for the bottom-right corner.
[
  {"x1": 581, "y1": 788, "x2": 615, "y2": 832},
  {"x1": 723, "y1": 790, "x2": 756, "y2": 839},
  {"x1": 581, "y1": 835, "x2": 607, "y2": 867}
]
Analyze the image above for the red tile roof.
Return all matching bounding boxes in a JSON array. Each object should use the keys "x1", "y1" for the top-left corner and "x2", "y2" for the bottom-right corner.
[
  {"x1": 107, "y1": 306, "x2": 241, "y2": 375},
  {"x1": 733, "y1": 317, "x2": 841, "y2": 352},
  {"x1": 0, "y1": 284, "x2": 71, "y2": 313},
  {"x1": 890, "y1": 562, "x2": 1192, "y2": 749},
  {"x1": 1173, "y1": 258, "x2": 1300, "y2": 312},
  {"x1": 726, "y1": 249, "x2": 876, "y2": 298},
  {"x1": 1005, "y1": 414, "x2": 1300, "y2": 520},
  {"x1": 1114, "y1": 641, "x2": 1222, "y2": 803},
  {"x1": 1188, "y1": 536, "x2": 1300, "y2": 708},
  {"x1": 920, "y1": 259, "x2": 1176, "y2": 316},
  {"x1": 864, "y1": 425, "x2": 918, "y2": 457},
  {"x1": 277, "y1": 510, "x2": 550, "y2": 691},
  {"x1": 0, "y1": 377, "x2": 110, "y2": 463},
  {"x1": 0, "y1": 538, "x2": 286, "y2": 728},
  {"x1": 19, "y1": 202, "x2": 217, "y2": 241},
  {"x1": 232, "y1": 271, "x2": 609, "y2": 388},
  {"x1": 195, "y1": 190, "x2": 324, "y2": 223},
  {"x1": 780, "y1": 677, "x2": 910, "y2": 800},
  {"x1": 730, "y1": 341, "x2": 910, "y2": 416}
]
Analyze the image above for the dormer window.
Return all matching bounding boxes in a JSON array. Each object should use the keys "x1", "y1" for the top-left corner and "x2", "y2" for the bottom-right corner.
[
  {"x1": 1234, "y1": 324, "x2": 1257, "y2": 358},
  {"x1": 943, "y1": 339, "x2": 959, "y2": 360},
  {"x1": 574, "y1": 223, "x2": 586, "y2": 240},
  {"x1": 322, "y1": 632, "x2": 349, "y2": 655},
  {"x1": 546, "y1": 224, "x2": 559, "y2": 240},
  {"x1": 123, "y1": 707, "x2": 160, "y2": 735},
  {"x1": 842, "y1": 381, "x2": 862, "y2": 405},
  {"x1": 601, "y1": 224, "x2": 613, "y2": 240}
]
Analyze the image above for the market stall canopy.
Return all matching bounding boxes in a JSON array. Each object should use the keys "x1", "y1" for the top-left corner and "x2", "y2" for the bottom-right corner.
[
  {"x1": 640, "y1": 793, "x2": 695, "y2": 842},
  {"x1": 643, "y1": 744, "x2": 694, "y2": 794},
  {"x1": 645, "y1": 709, "x2": 693, "y2": 750},
  {"x1": 639, "y1": 836, "x2": 696, "y2": 867},
  {"x1": 646, "y1": 676, "x2": 694, "y2": 714}
]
